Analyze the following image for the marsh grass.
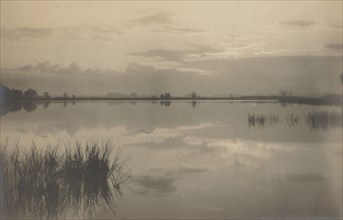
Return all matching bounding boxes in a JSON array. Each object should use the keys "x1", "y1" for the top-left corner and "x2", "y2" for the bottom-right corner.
[
  {"x1": 286, "y1": 113, "x2": 300, "y2": 126},
  {"x1": 248, "y1": 111, "x2": 342, "y2": 130},
  {"x1": 0, "y1": 140, "x2": 131, "y2": 219},
  {"x1": 248, "y1": 114, "x2": 279, "y2": 127},
  {"x1": 306, "y1": 111, "x2": 342, "y2": 130}
]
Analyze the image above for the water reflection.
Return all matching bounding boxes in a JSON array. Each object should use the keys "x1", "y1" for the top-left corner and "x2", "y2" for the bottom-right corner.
[
  {"x1": 248, "y1": 111, "x2": 342, "y2": 130},
  {"x1": 160, "y1": 101, "x2": 171, "y2": 107},
  {"x1": 132, "y1": 167, "x2": 209, "y2": 196},
  {"x1": 0, "y1": 100, "x2": 201, "y2": 115},
  {"x1": 0, "y1": 140, "x2": 131, "y2": 219},
  {"x1": 133, "y1": 175, "x2": 177, "y2": 195},
  {"x1": 191, "y1": 100, "x2": 199, "y2": 108},
  {"x1": 44, "y1": 102, "x2": 51, "y2": 109},
  {"x1": 0, "y1": 101, "x2": 341, "y2": 218},
  {"x1": 0, "y1": 101, "x2": 50, "y2": 116}
]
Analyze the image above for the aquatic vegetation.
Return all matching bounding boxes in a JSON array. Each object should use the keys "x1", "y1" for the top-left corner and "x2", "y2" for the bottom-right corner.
[
  {"x1": 248, "y1": 114, "x2": 279, "y2": 127},
  {"x1": 285, "y1": 113, "x2": 300, "y2": 126},
  {"x1": 248, "y1": 111, "x2": 342, "y2": 130},
  {"x1": 306, "y1": 111, "x2": 342, "y2": 130},
  {"x1": 0, "y1": 140, "x2": 131, "y2": 219}
]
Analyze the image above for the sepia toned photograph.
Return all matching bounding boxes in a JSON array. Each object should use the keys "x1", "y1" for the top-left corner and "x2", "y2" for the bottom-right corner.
[{"x1": 0, "y1": 1, "x2": 342, "y2": 219}]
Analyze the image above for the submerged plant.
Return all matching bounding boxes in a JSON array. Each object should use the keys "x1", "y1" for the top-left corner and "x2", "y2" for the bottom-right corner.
[{"x1": 0, "y1": 140, "x2": 131, "y2": 219}]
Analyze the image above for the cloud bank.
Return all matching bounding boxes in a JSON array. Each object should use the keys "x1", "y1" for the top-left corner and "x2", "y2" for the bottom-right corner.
[
  {"x1": 1, "y1": 56, "x2": 342, "y2": 97},
  {"x1": 129, "y1": 46, "x2": 222, "y2": 62}
]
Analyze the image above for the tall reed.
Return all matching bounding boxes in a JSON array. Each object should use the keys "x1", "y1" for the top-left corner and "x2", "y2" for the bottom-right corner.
[{"x1": 0, "y1": 140, "x2": 131, "y2": 219}]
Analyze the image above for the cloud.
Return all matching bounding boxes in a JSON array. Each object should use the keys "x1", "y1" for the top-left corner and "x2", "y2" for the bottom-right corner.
[
  {"x1": 287, "y1": 173, "x2": 325, "y2": 183},
  {"x1": 129, "y1": 49, "x2": 185, "y2": 62},
  {"x1": 17, "y1": 61, "x2": 82, "y2": 74},
  {"x1": 131, "y1": 12, "x2": 173, "y2": 25},
  {"x1": 92, "y1": 35, "x2": 113, "y2": 41},
  {"x1": 128, "y1": 46, "x2": 222, "y2": 62},
  {"x1": 88, "y1": 25, "x2": 124, "y2": 36},
  {"x1": 151, "y1": 25, "x2": 204, "y2": 34},
  {"x1": 1, "y1": 27, "x2": 53, "y2": 40},
  {"x1": 325, "y1": 43, "x2": 343, "y2": 51},
  {"x1": 60, "y1": 26, "x2": 123, "y2": 41},
  {"x1": 1, "y1": 25, "x2": 123, "y2": 41},
  {"x1": 282, "y1": 20, "x2": 315, "y2": 29},
  {"x1": 4, "y1": 55, "x2": 342, "y2": 97},
  {"x1": 59, "y1": 27, "x2": 82, "y2": 40}
]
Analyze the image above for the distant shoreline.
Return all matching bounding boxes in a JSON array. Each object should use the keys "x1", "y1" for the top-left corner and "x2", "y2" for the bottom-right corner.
[
  {"x1": 10, "y1": 95, "x2": 341, "y2": 106},
  {"x1": 2, "y1": 84, "x2": 341, "y2": 106}
]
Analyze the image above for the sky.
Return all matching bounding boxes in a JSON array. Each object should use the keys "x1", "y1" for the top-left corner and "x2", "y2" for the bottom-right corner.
[{"x1": 0, "y1": 1, "x2": 342, "y2": 96}]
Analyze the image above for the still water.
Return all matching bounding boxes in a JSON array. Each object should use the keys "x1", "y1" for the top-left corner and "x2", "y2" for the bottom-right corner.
[{"x1": 0, "y1": 101, "x2": 342, "y2": 219}]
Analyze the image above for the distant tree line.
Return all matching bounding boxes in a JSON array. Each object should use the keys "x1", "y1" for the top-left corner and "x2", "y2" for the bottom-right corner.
[
  {"x1": 0, "y1": 85, "x2": 51, "y2": 116},
  {"x1": 151, "y1": 91, "x2": 199, "y2": 99},
  {"x1": 0, "y1": 84, "x2": 78, "y2": 103},
  {"x1": 0, "y1": 84, "x2": 49, "y2": 103}
]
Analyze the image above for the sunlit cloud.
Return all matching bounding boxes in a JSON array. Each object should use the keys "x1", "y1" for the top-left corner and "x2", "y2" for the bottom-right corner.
[
  {"x1": 128, "y1": 46, "x2": 223, "y2": 62},
  {"x1": 131, "y1": 12, "x2": 173, "y2": 26}
]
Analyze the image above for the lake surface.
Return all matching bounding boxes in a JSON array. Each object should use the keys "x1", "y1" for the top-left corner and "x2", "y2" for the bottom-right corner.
[{"x1": 0, "y1": 101, "x2": 342, "y2": 219}]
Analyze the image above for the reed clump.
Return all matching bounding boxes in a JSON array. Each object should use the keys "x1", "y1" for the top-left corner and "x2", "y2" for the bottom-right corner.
[
  {"x1": 248, "y1": 114, "x2": 279, "y2": 127},
  {"x1": 248, "y1": 110, "x2": 341, "y2": 130},
  {"x1": 306, "y1": 111, "x2": 342, "y2": 130},
  {"x1": 0, "y1": 140, "x2": 131, "y2": 219}
]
